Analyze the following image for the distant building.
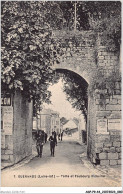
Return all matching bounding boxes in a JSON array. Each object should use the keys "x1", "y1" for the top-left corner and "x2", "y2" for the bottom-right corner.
[
  {"x1": 63, "y1": 119, "x2": 77, "y2": 131},
  {"x1": 33, "y1": 108, "x2": 60, "y2": 136},
  {"x1": 51, "y1": 111, "x2": 60, "y2": 135},
  {"x1": 37, "y1": 108, "x2": 52, "y2": 136},
  {"x1": 63, "y1": 119, "x2": 79, "y2": 139}
]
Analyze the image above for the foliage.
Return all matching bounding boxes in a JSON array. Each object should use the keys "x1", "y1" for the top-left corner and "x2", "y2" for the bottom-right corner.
[
  {"x1": 1, "y1": 1, "x2": 63, "y2": 115},
  {"x1": 55, "y1": 70, "x2": 88, "y2": 122},
  {"x1": 77, "y1": 1, "x2": 121, "y2": 51},
  {"x1": 1, "y1": 1, "x2": 121, "y2": 116},
  {"x1": 58, "y1": 1, "x2": 121, "y2": 51},
  {"x1": 89, "y1": 68, "x2": 121, "y2": 106}
]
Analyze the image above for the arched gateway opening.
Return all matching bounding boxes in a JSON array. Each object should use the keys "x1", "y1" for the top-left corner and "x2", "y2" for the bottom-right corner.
[
  {"x1": 54, "y1": 68, "x2": 89, "y2": 143},
  {"x1": 37, "y1": 67, "x2": 90, "y2": 160}
]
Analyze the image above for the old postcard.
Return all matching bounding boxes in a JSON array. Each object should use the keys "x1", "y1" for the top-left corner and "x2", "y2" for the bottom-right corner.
[{"x1": 1, "y1": 1, "x2": 122, "y2": 193}]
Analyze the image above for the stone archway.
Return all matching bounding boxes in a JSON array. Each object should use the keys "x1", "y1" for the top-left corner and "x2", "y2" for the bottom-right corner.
[{"x1": 52, "y1": 30, "x2": 121, "y2": 166}]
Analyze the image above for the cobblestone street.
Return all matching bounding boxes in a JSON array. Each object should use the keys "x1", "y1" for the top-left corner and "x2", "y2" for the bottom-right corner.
[{"x1": 1, "y1": 138, "x2": 121, "y2": 187}]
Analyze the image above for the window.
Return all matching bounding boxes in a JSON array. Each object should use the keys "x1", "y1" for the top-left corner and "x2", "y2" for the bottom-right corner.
[{"x1": 56, "y1": 121, "x2": 59, "y2": 125}]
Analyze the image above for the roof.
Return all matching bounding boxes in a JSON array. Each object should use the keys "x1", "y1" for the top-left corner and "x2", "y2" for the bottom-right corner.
[{"x1": 63, "y1": 120, "x2": 77, "y2": 129}]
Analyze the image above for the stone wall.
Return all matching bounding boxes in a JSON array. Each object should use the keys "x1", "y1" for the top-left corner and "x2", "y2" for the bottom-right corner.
[
  {"x1": 94, "y1": 92, "x2": 121, "y2": 166},
  {"x1": 88, "y1": 93, "x2": 121, "y2": 166},
  {"x1": 13, "y1": 90, "x2": 33, "y2": 163},
  {"x1": 87, "y1": 44, "x2": 121, "y2": 165},
  {"x1": 1, "y1": 90, "x2": 33, "y2": 168},
  {"x1": 53, "y1": 30, "x2": 97, "y2": 84}
]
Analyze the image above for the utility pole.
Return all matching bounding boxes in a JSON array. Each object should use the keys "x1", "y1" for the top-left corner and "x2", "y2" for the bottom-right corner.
[{"x1": 74, "y1": 1, "x2": 77, "y2": 32}]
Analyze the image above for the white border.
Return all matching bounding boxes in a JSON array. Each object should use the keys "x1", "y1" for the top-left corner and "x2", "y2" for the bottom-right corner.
[{"x1": 0, "y1": 0, "x2": 123, "y2": 193}]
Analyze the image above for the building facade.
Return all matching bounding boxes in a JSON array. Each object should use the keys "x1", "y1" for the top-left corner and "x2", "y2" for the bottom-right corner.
[
  {"x1": 35, "y1": 108, "x2": 60, "y2": 136},
  {"x1": 51, "y1": 111, "x2": 60, "y2": 134}
]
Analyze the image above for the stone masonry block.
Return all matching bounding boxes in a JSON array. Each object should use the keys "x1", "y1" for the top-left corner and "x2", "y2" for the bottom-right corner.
[
  {"x1": 113, "y1": 142, "x2": 121, "y2": 147},
  {"x1": 101, "y1": 51, "x2": 108, "y2": 56},
  {"x1": 104, "y1": 56, "x2": 110, "y2": 60},
  {"x1": 96, "y1": 99, "x2": 101, "y2": 105},
  {"x1": 106, "y1": 99, "x2": 110, "y2": 104},
  {"x1": 106, "y1": 105, "x2": 121, "y2": 111},
  {"x1": 104, "y1": 143, "x2": 112, "y2": 148},
  {"x1": 114, "y1": 90, "x2": 121, "y2": 95},
  {"x1": 110, "y1": 160, "x2": 118, "y2": 166},
  {"x1": 116, "y1": 147, "x2": 121, "y2": 153},
  {"x1": 110, "y1": 147, "x2": 116, "y2": 153},
  {"x1": 5, "y1": 149, "x2": 13, "y2": 154},
  {"x1": 109, "y1": 99, "x2": 118, "y2": 105},
  {"x1": 112, "y1": 95, "x2": 121, "y2": 100},
  {"x1": 95, "y1": 147, "x2": 103, "y2": 153},
  {"x1": 96, "y1": 111, "x2": 112, "y2": 118},
  {"x1": 96, "y1": 134, "x2": 110, "y2": 143},
  {"x1": 110, "y1": 131, "x2": 121, "y2": 136},
  {"x1": 111, "y1": 56, "x2": 118, "y2": 60},
  {"x1": 118, "y1": 153, "x2": 121, "y2": 159},
  {"x1": 1, "y1": 155, "x2": 10, "y2": 161},
  {"x1": 108, "y1": 153, "x2": 118, "y2": 160},
  {"x1": 104, "y1": 59, "x2": 110, "y2": 65},
  {"x1": 1, "y1": 149, "x2": 5, "y2": 154},
  {"x1": 115, "y1": 82, "x2": 121, "y2": 90},
  {"x1": 118, "y1": 160, "x2": 121, "y2": 165},
  {"x1": 103, "y1": 148, "x2": 110, "y2": 153},
  {"x1": 108, "y1": 111, "x2": 121, "y2": 119},
  {"x1": 95, "y1": 143, "x2": 103, "y2": 148},
  {"x1": 110, "y1": 135, "x2": 121, "y2": 142},
  {"x1": 98, "y1": 62, "x2": 105, "y2": 67},
  {"x1": 98, "y1": 105, "x2": 106, "y2": 111},
  {"x1": 118, "y1": 99, "x2": 121, "y2": 104},
  {"x1": 99, "y1": 153, "x2": 108, "y2": 160},
  {"x1": 100, "y1": 160, "x2": 109, "y2": 166}
]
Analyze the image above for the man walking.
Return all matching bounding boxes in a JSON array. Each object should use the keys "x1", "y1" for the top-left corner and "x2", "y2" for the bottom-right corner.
[
  {"x1": 53, "y1": 130, "x2": 57, "y2": 146},
  {"x1": 36, "y1": 130, "x2": 44, "y2": 158},
  {"x1": 49, "y1": 132, "x2": 57, "y2": 157}
]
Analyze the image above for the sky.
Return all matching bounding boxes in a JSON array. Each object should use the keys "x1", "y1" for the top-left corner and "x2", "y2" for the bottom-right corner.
[{"x1": 43, "y1": 79, "x2": 82, "y2": 119}]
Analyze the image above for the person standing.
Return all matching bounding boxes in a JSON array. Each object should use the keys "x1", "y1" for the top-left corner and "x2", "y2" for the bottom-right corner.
[
  {"x1": 61, "y1": 131, "x2": 63, "y2": 141},
  {"x1": 49, "y1": 132, "x2": 57, "y2": 157},
  {"x1": 53, "y1": 131, "x2": 57, "y2": 146},
  {"x1": 45, "y1": 132, "x2": 47, "y2": 143},
  {"x1": 36, "y1": 130, "x2": 44, "y2": 158},
  {"x1": 58, "y1": 133, "x2": 60, "y2": 140}
]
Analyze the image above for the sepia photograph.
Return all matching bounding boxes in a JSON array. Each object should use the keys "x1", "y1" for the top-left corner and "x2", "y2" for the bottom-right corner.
[{"x1": 1, "y1": 0, "x2": 122, "y2": 191}]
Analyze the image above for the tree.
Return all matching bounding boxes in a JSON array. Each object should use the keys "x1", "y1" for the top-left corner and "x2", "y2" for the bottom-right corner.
[
  {"x1": 1, "y1": 1, "x2": 63, "y2": 115},
  {"x1": 55, "y1": 70, "x2": 88, "y2": 122},
  {"x1": 77, "y1": 1, "x2": 121, "y2": 51}
]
